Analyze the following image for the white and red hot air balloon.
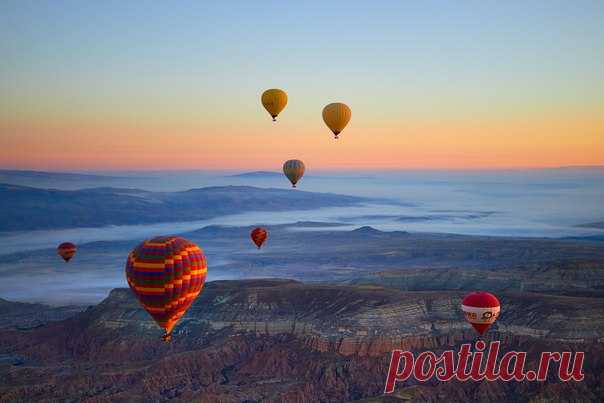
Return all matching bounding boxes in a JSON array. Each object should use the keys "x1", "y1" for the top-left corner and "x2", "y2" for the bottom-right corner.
[{"x1": 461, "y1": 291, "x2": 500, "y2": 335}]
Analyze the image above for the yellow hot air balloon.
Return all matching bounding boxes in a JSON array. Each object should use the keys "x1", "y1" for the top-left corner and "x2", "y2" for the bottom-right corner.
[
  {"x1": 322, "y1": 102, "x2": 351, "y2": 139},
  {"x1": 261, "y1": 89, "x2": 288, "y2": 121},
  {"x1": 283, "y1": 159, "x2": 305, "y2": 188}
]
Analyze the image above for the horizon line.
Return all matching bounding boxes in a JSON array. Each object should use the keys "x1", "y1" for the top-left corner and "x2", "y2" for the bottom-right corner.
[{"x1": 1, "y1": 165, "x2": 604, "y2": 174}]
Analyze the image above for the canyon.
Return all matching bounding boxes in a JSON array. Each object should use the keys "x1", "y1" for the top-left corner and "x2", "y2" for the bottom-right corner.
[{"x1": 1, "y1": 279, "x2": 603, "y2": 402}]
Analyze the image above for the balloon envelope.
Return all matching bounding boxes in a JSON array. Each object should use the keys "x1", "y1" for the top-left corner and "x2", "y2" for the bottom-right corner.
[
  {"x1": 322, "y1": 103, "x2": 351, "y2": 139},
  {"x1": 461, "y1": 291, "x2": 500, "y2": 335},
  {"x1": 125, "y1": 236, "x2": 207, "y2": 341},
  {"x1": 283, "y1": 159, "x2": 305, "y2": 187},
  {"x1": 261, "y1": 89, "x2": 288, "y2": 121},
  {"x1": 57, "y1": 242, "x2": 76, "y2": 262},
  {"x1": 250, "y1": 227, "x2": 268, "y2": 249}
]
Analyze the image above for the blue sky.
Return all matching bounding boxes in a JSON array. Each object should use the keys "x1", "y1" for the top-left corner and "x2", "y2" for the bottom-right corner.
[{"x1": 1, "y1": 1, "x2": 603, "y2": 170}]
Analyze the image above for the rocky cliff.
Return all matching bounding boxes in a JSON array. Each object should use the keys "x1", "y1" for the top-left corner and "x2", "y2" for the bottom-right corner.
[{"x1": 1, "y1": 280, "x2": 603, "y2": 402}]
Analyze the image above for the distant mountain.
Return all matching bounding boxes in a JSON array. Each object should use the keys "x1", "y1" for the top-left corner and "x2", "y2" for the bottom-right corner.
[
  {"x1": 227, "y1": 171, "x2": 283, "y2": 178},
  {"x1": 189, "y1": 221, "x2": 349, "y2": 237},
  {"x1": 556, "y1": 165, "x2": 604, "y2": 170},
  {"x1": 0, "y1": 169, "x2": 139, "y2": 191},
  {"x1": 226, "y1": 171, "x2": 377, "y2": 181},
  {"x1": 0, "y1": 298, "x2": 82, "y2": 329},
  {"x1": 564, "y1": 235, "x2": 604, "y2": 242},
  {"x1": 0, "y1": 184, "x2": 367, "y2": 231},
  {"x1": 0, "y1": 169, "x2": 129, "y2": 183},
  {"x1": 0, "y1": 279, "x2": 602, "y2": 402},
  {"x1": 351, "y1": 226, "x2": 384, "y2": 235},
  {"x1": 285, "y1": 221, "x2": 348, "y2": 228},
  {"x1": 577, "y1": 221, "x2": 604, "y2": 229}
]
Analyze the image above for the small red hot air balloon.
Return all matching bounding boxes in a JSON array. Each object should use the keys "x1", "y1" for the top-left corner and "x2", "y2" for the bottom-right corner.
[
  {"x1": 125, "y1": 236, "x2": 207, "y2": 342},
  {"x1": 57, "y1": 242, "x2": 77, "y2": 262},
  {"x1": 250, "y1": 227, "x2": 268, "y2": 249},
  {"x1": 461, "y1": 291, "x2": 500, "y2": 335}
]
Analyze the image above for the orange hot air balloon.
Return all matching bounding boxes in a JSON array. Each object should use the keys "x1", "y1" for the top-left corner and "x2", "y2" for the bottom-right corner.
[
  {"x1": 322, "y1": 102, "x2": 351, "y2": 139},
  {"x1": 125, "y1": 236, "x2": 207, "y2": 342},
  {"x1": 261, "y1": 89, "x2": 288, "y2": 121},
  {"x1": 283, "y1": 159, "x2": 305, "y2": 187},
  {"x1": 461, "y1": 291, "x2": 500, "y2": 335},
  {"x1": 57, "y1": 242, "x2": 76, "y2": 262},
  {"x1": 250, "y1": 227, "x2": 268, "y2": 249}
]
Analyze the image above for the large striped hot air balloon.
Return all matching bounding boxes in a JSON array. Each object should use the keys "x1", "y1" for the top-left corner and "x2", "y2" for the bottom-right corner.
[
  {"x1": 322, "y1": 102, "x2": 351, "y2": 139},
  {"x1": 250, "y1": 227, "x2": 268, "y2": 249},
  {"x1": 461, "y1": 291, "x2": 500, "y2": 335},
  {"x1": 125, "y1": 236, "x2": 207, "y2": 342},
  {"x1": 57, "y1": 242, "x2": 76, "y2": 262},
  {"x1": 283, "y1": 159, "x2": 305, "y2": 188},
  {"x1": 261, "y1": 89, "x2": 288, "y2": 121}
]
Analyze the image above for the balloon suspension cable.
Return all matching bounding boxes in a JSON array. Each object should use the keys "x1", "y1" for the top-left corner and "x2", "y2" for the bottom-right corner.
[{"x1": 162, "y1": 332, "x2": 173, "y2": 342}]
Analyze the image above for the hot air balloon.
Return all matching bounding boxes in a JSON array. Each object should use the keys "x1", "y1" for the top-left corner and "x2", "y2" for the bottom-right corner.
[
  {"x1": 322, "y1": 102, "x2": 351, "y2": 139},
  {"x1": 283, "y1": 159, "x2": 305, "y2": 188},
  {"x1": 461, "y1": 291, "x2": 500, "y2": 335},
  {"x1": 261, "y1": 89, "x2": 288, "y2": 121},
  {"x1": 250, "y1": 227, "x2": 268, "y2": 249},
  {"x1": 57, "y1": 242, "x2": 76, "y2": 262},
  {"x1": 125, "y1": 236, "x2": 207, "y2": 342}
]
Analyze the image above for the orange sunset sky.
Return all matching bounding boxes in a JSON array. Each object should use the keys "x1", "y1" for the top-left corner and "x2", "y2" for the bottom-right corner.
[{"x1": 1, "y1": 2, "x2": 603, "y2": 171}]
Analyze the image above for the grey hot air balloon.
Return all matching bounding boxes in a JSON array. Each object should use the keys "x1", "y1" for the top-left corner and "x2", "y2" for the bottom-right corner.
[{"x1": 283, "y1": 159, "x2": 305, "y2": 188}]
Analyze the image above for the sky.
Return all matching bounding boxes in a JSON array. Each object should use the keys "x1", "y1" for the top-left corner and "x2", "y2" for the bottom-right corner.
[{"x1": 1, "y1": 1, "x2": 603, "y2": 171}]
